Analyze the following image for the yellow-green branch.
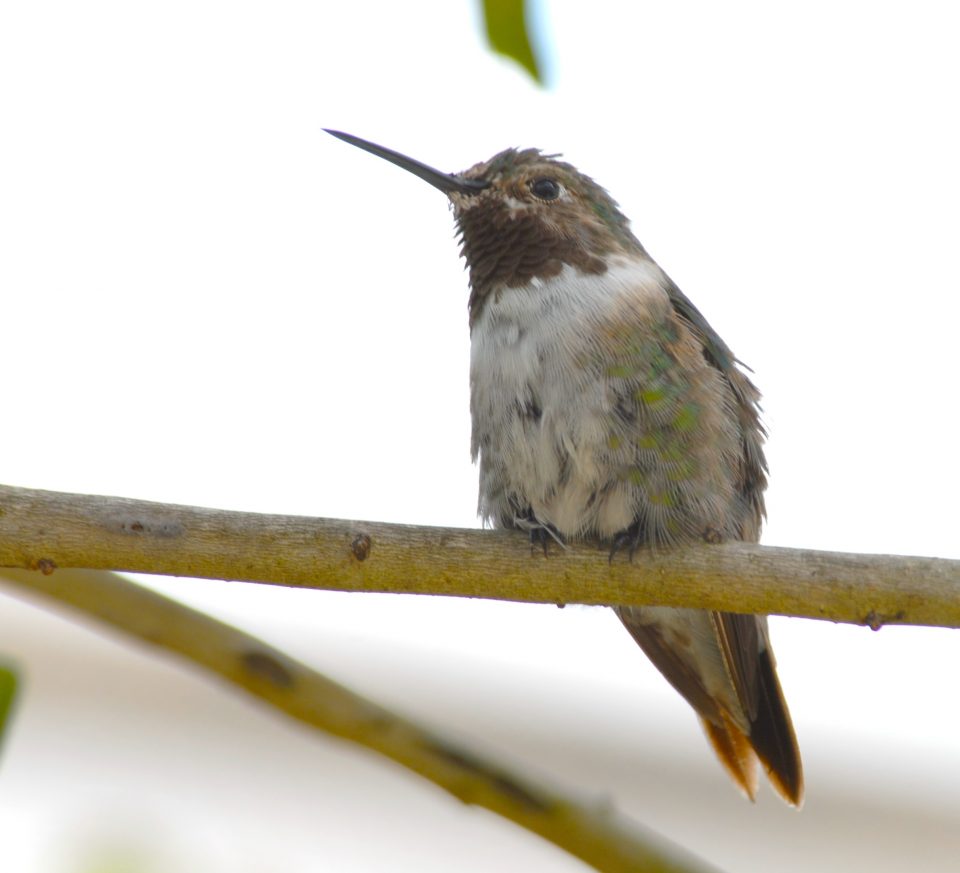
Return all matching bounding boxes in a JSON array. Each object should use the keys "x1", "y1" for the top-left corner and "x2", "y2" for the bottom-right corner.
[
  {"x1": 1, "y1": 484, "x2": 957, "y2": 628},
  {"x1": 1, "y1": 567, "x2": 720, "y2": 873}
]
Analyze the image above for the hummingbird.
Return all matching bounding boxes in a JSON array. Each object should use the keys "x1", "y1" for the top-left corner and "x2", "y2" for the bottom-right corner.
[{"x1": 325, "y1": 129, "x2": 803, "y2": 806}]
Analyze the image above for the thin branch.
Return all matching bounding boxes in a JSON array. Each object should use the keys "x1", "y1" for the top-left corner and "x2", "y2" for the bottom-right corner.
[
  {"x1": 1, "y1": 567, "x2": 721, "y2": 873},
  {"x1": 1, "y1": 484, "x2": 958, "y2": 628}
]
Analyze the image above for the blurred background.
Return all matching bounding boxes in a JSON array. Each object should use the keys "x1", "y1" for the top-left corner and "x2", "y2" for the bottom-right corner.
[{"x1": 1, "y1": 1, "x2": 959, "y2": 870}]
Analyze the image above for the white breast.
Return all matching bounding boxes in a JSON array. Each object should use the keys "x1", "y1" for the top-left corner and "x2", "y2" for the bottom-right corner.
[{"x1": 469, "y1": 257, "x2": 670, "y2": 537}]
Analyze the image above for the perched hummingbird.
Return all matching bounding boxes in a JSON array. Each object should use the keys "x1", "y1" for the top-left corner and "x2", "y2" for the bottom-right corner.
[{"x1": 326, "y1": 129, "x2": 803, "y2": 806}]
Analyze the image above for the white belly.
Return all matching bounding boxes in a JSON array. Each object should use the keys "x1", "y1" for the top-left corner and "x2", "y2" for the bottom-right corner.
[{"x1": 469, "y1": 258, "x2": 671, "y2": 538}]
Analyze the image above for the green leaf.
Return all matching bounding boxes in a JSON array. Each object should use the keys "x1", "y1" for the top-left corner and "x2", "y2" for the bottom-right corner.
[
  {"x1": 481, "y1": 0, "x2": 543, "y2": 84},
  {"x1": 0, "y1": 664, "x2": 19, "y2": 751}
]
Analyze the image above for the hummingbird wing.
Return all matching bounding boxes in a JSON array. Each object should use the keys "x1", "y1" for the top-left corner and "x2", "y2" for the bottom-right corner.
[
  {"x1": 663, "y1": 276, "x2": 768, "y2": 538},
  {"x1": 614, "y1": 277, "x2": 802, "y2": 804},
  {"x1": 662, "y1": 281, "x2": 737, "y2": 371}
]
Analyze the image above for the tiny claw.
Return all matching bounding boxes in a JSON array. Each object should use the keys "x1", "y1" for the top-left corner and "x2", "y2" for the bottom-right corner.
[
  {"x1": 609, "y1": 521, "x2": 641, "y2": 563},
  {"x1": 514, "y1": 514, "x2": 566, "y2": 556},
  {"x1": 530, "y1": 526, "x2": 551, "y2": 557}
]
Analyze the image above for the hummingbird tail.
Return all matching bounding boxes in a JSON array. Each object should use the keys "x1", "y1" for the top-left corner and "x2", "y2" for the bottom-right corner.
[
  {"x1": 616, "y1": 606, "x2": 804, "y2": 806},
  {"x1": 743, "y1": 642, "x2": 805, "y2": 807},
  {"x1": 700, "y1": 713, "x2": 759, "y2": 801},
  {"x1": 702, "y1": 636, "x2": 804, "y2": 807}
]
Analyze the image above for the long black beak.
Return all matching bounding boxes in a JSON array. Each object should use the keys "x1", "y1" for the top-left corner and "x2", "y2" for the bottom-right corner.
[{"x1": 324, "y1": 129, "x2": 489, "y2": 196}]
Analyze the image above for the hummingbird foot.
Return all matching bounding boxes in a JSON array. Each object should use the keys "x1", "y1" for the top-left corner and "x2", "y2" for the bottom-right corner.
[
  {"x1": 608, "y1": 521, "x2": 644, "y2": 563},
  {"x1": 513, "y1": 514, "x2": 566, "y2": 556}
]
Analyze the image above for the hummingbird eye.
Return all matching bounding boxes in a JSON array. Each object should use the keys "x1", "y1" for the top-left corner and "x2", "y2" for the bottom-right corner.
[{"x1": 530, "y1": 177, "x2": 561, "y2": 201}]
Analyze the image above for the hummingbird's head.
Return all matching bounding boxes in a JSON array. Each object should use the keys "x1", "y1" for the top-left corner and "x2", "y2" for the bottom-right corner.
[
  {"x1": 325, "y1": 130, "x2": 644, "y2": 314},
  {"x1": 451, "y1": 147, "x2": 643, "y2": 295}
]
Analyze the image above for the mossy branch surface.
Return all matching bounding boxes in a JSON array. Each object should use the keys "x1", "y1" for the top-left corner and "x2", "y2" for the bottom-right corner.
[
  {"x1": 1, "y1": 566, "x2": 720, "y2": 873},
  {"x1": 1, "y1": 484, "x2": 957, "y2": 629}
]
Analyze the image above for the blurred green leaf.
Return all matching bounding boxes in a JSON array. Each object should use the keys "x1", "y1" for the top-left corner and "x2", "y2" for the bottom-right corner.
[
  {"x1": 481, "y1": 0, "x2": 543, "y2": 84},
  {"x1": 76, "y1": 843, "x2": 155, "y2": 873},
  {"x1": 0, "y1": 663, "x2": 18, "y2": 751}
]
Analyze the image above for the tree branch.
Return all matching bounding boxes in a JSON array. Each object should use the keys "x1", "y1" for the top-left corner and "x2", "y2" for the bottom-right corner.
[
  {"x1": 1, "y1": 567, "x2": 720, "y2": 873},
  {"x1": 1, "y1": 484, "x2": 957, "y2": 628}
]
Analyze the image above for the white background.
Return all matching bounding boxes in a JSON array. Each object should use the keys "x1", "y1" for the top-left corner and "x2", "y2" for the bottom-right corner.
[{"x1": 1, "y1": 1, "x2": 959, "y2": 871}]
